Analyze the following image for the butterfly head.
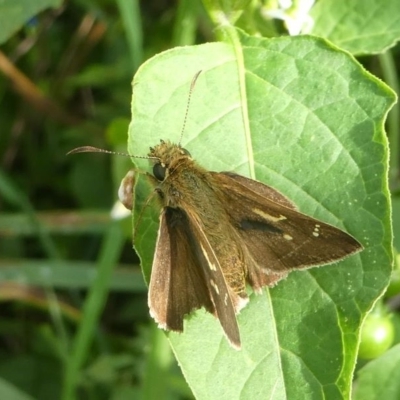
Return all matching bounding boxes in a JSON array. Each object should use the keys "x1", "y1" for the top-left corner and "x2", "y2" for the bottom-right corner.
[{"x1": 148, "y1": 140, "x2": 192, "y2": 182}]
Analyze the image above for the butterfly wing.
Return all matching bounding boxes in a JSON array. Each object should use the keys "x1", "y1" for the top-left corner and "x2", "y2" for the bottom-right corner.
[
  {"x1": 212, "y1": 172, "x2": 362, "y2": 285},
  {"x1": 148, "y1": 207, "x2": 214, "y2": 332},
  {"x1": 219, "y1": 171, "x2": 297, "y2": 210},
  {"x1": 184, "y1": 206, "x2": 249, "y2": 349},
  {"x1": 148, "y1": 206, "x2": 242, "y2": 348}
]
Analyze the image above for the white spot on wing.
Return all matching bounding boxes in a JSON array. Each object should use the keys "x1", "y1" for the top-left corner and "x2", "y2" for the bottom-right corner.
[
  {"x1": 210, "y1": 279, "x2": 220, "y2": 294},
  {"x1": 253, "y1": 209, "x2": 287, "y2": 222},
  {"x1": 200, "y1": 243, "x2": 217, "y2": 270}
]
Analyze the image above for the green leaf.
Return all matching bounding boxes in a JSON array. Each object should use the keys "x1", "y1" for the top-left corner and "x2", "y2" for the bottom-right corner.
[
  {"x1": 128, "y1": 33, "x2": 394, "y2": 399},
  {"x1": 0, "y1": 0, "x2": 62, "y2": 45},
  {"x1": 311, "y1": 0, "x2": 400, "y2": 55},
  {"x1": 354, "y1": 343, "x2": 400, "y2": 400}
]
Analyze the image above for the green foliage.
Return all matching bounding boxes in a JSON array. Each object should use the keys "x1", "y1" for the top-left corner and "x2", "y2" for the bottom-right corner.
[
  {"x1": 311, "y1": 0, "x2": 400, "y2": 55},
  {"x1": 130, "y1": 34, "x2": 394, "y2": 399},
  {"x1": 0, "y1": 0, "x2": 399, "y2": 399},
  {"x1": 354, "y1": 343, "x2": 400, "y2": 400}
]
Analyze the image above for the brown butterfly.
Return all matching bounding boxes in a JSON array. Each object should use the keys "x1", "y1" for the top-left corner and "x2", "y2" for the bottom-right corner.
[
  {"x1": 144, "y1": 139, "x2": 362, "y2": 350},
  {"x1": 70, "y1": 72, "x2": 363, "y2": 349}
]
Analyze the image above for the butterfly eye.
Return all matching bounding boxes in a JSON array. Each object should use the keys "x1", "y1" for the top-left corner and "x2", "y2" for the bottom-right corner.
[
  {"x1": 153, "y1": 163, "x2": 166, "y2": 181},
  {"x1": 181, "y1": 148, "x2": 191, "y2": 157}
]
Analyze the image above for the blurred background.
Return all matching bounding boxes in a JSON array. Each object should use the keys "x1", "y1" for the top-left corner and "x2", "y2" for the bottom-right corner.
[{"x1": 0, "y1": 1, "x2": 212, "y2": 399}]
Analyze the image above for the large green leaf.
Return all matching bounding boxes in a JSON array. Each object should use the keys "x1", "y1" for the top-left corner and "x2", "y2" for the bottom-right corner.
[
  {"x1": 0, "y1": 0, "x2": 62, "y2": 45},
  {"x1": 311, "y1": 0, "x2": 400, "y2": 55},
  {"x1": 128, "y1": 33, "x2": 394, "y2": 399}
]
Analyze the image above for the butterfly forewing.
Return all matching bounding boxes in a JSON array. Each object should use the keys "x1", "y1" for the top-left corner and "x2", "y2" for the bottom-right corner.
[
  {"x1": 184, "y1": 207, "x2": 245, "y2": 349},
  {"x1": 217, "y1": 172, "x2": 297, "y2": 210},
  {"x1": 213, "y1": 172, "x2": 362, "y2": 275},
  {"x1": 148, "y1": 207, "x2": 242, "y2": 348},
  {"x1": 148, "y1": 208, "x2": 214, "y2": 332}
]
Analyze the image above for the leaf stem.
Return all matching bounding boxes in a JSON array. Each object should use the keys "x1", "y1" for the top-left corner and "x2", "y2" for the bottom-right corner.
[
  {"x1": 202, "y1": 1, "x2": 255, "y2": 178},
  {"x1": 378, "y1": 50, "x2": 400, "y2": 188}
]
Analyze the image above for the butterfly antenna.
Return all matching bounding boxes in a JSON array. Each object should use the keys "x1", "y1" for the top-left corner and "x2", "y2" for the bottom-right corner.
[
  {"x1": 178, "y1": 70, "x2": 202, "y2": 146},
  {"x1": 67, "y1": 146, "x2": 159, "y2": 161}
]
